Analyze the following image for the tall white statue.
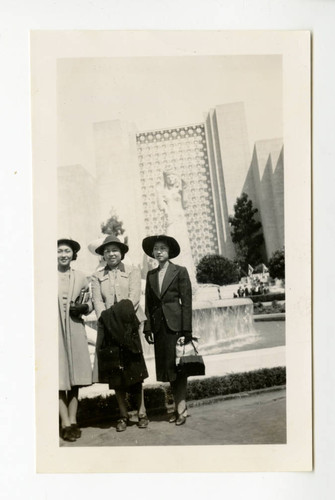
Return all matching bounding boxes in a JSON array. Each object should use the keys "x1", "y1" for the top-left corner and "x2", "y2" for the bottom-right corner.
[{"x1": 156, "y1": 169, "x2": 197, "y2": 291}]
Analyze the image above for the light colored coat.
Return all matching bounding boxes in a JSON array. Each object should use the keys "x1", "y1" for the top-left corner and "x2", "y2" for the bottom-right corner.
[
  {"x1": 91, "y1": 262, "x2": 146, "y2": 383},
  {"x1": 58, "y1": 269, "x2": 93, "y2": 390},
  {"x1": 91, "y1": 262, "x2": 145, "y2": 322}
]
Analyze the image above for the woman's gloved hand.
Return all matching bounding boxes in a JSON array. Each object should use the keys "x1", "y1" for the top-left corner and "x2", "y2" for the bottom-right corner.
[
  {"x1": 144, "y1": 331, "x2": 154, "y2": 345},
  {"x1": 70, "y1": 302, "x2": 89, "y2": 317}
]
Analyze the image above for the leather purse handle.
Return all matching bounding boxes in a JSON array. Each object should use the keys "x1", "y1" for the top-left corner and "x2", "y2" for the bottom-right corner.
[{"x1": 182, "y1": 339, "x2": 199, "y2": 356}]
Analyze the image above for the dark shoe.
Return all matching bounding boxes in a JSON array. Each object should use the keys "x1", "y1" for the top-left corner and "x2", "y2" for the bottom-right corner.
[
  {"x1": 116, "y1": 418, "x2": 128, "y2": 432},
  {"x1": 61, "y1": 426, "x2": 77, "y2": 442},
  {"x1": 175, "y1": 414, "x2": 187, "y2": 426},
  {"x1": 70, "y1": 423, "x2": 82, "y2": 439},
  {"x1": 175, "y1": 408, "x2": 188, "y2": 426},
  {"x1": 169, "y1": 412, "x2": 177, "y2": 423},
  {"x1": 170, "y1": 407, "x2": 188, "y2": 424},
  {"x1": 138, "y1": 414, "x2": 149, "y2": 429}
]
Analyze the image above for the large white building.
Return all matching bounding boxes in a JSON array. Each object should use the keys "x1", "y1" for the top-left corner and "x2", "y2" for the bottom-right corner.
[{"x1": 58, "y1": 102, "x2": 284, "y2": 273}]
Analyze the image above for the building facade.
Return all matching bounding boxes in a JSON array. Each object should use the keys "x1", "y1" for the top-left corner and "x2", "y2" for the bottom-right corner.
[
  {"x1": 58, "y1": 165, "x2": 99, "y2": 273},
  {"x1": 242, "y1": 138, "x2": 284, "y2": 258},
  {"x1": 136, "y1": 124, "x2": 219, "y2": 265},
  {"x1": 58, "y1": 102, "x2": 284, "y2": 273}
]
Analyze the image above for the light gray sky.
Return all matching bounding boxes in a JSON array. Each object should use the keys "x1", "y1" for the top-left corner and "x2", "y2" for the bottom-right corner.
[{"x1": 57, "y1": 55, "x2": 282, "y2": 176}]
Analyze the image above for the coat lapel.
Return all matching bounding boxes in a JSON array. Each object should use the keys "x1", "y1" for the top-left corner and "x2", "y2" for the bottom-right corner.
[
  {"x1": 149, "y1": 268, "x2": 160, "y2": 298},
  {"x1": 160, "y1": 262, "x2": 179, "y2": 297},
  {"x1": 118, "y1": 262, "x2": 130, "y2": 279}
]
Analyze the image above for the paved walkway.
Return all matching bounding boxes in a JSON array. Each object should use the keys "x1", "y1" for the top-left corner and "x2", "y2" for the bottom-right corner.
[{"x1": 61, "y1": 388, "x2": 286, "y2": 447}]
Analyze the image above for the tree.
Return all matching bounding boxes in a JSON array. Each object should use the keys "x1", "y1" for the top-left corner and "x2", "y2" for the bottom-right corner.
[
  {"x1": 100, "y1": 208, "x2": 127, "y2": 242},
  {"x1": 228, "y1": 192, "x2": 264, "y2": 271},
  {"x1": 196, "y1": 254, "x2": 240, "y2": 286},
  {"x1": 268, "y1": 247, "x2": 285, "y2": 280}
]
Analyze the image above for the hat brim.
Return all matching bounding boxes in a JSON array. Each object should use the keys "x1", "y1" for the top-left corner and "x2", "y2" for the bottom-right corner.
[
  {"x1": 58, "y1": 239, "x2": 81, "y2": 253},
  {"x1": 88, "y1": 238, "x2": 106, "y2": 256},
  {"x1": 142, "y1": 235, "x2": 180, "y2": 259},
  {"x1": 95, "y1": 241, "x2": 129, "y2": 256}
]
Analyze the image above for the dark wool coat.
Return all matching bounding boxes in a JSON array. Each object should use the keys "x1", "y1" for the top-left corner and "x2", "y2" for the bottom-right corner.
[
  {"x1": 96, "y1": 299, "x2": 148, "y2": 389},
  {"x1": 144, "y1": 262, "x2": 192, "y2": 382},
  {"x1": 144, "y1": 262, "x2": 192, "y2": 334}
]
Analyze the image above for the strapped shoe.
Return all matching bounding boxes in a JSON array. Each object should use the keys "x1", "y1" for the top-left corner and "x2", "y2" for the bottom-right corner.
[
  {"x1": 175, "y1": 408, "x2": 188, "y2": 426},
  {"x1": 70, "y1": 423, "x2": 82, "y2": 439},
  {"x1": 116, "y1": 417, "x2": 128, "y2": 432},
  {"x1": 169, "y1": 411, "x2": 178, "y2": 423},
  {"x1": 175, "y1": 414, "x2": 187, "y2": 426},
  {"x1": 169, "y1": 407, "x2": 189, "y2": 424},
  {"x1": 61, "y1": 426, "x2": 77, "y2": 442},
  {"x1": 138, "y1": 414, "x2": 149, "y2": 429}
]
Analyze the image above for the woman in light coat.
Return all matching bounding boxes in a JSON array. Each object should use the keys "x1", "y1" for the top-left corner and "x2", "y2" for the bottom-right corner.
[
  {"x1": 58, "y1": 238, "x2": 93, "y2": 442},
  {"x1": 91, "y1": 235, "x2": 148, "y2": 432}
]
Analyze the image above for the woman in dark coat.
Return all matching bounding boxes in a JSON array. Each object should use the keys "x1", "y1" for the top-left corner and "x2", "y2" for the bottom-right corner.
[
  {"x1": 142, "y1": 235, "x2": 192, "y2": 426},
  {"x1": 91, "y1": 235, "x2": 149, "y2": 432},
  {"x1": 58, "y1": 238, "x2": 93, "y2": 442}
]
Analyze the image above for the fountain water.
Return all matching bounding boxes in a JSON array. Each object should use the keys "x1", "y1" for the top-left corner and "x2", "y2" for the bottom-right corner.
[
  {"x1": 137, "y1": 284, "x2": 258, "y2": 360},
  {"x1": 85, "y1": 284, "x2": 258, "y2": 363},
  {"x1": 191, "y1": 284, "x2": 258, "y2": 355}
]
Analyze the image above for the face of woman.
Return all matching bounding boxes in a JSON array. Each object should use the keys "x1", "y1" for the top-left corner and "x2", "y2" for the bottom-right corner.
[
  {"x1": 103, "y1": 244, "x2": 122, "y2": 268},
  {"x1": 58, "y1": 244, "x2": 73, "y2": 269},
  {"x1": 153, "y1": 241, "x2": 169, "y2": 264}
]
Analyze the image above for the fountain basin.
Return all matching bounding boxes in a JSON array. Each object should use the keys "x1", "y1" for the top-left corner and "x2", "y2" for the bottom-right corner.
[{"x1": 192, "y1": 297, "x2": 257, "y2": 355}]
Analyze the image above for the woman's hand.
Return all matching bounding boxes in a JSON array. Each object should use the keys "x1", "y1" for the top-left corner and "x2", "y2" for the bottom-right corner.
[
  {"x1": 183, "y1": 332, "x2": 193, "y2": 344},
  {"x1": 144, "y1": 331, "x2": 154, "y2": 345},
  {"x1": 70, "y1": 302, "x2": 89, "y2": 318}
]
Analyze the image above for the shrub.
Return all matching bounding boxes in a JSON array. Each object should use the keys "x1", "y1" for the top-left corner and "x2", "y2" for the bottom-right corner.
[
  {"x1": 196, "y1": 254, "x2": 240, "y2": 285},
  {"x1": 268, "y1": 248, "x2": 285, "y2": 280},
  {"x1": 186, "y1": 368, "x2": 286, "y2": 400},
  {"x1": 250, "y1": 292, "x2": 285, "y2": 303},
  {"x1": 228, "y1": 192, "x2": 265, "y2": 271},
  {"x1": 253, "y1": 301, "x2": 285, "y2": 315},
  {"x1": 77, "y1": 368, "x2": 286, "y2": 425}
]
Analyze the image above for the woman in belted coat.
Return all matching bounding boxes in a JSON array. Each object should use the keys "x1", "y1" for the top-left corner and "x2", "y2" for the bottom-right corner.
[
  {"x1": 58, "y1": 238, "x2": 93, "y2": 442},
  {"x1": 142, "y1": 235, "x2": 192, "y2": 426},
  {"x1": 91, "y1": 235, "x2": 149, "y2": 432}
]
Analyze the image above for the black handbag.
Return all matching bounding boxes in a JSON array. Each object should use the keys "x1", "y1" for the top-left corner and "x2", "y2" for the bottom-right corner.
[{"x1": 177, "y1": 340, "x2": 205, "y2": 377}]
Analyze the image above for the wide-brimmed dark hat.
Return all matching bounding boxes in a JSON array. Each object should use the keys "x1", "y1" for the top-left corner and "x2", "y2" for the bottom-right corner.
[
  {"x1": 95, "y1": 235, "x2": 129, "y2": 256},
  {"x1": 142, "y1": 235, "x2": 180, "y2": 259},
  {"x1": 57, "y1": 238, "x2": 81, "y2": 253}
]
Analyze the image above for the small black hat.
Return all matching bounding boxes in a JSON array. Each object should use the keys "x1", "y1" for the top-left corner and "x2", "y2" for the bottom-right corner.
[
  {"x1": 57, "y1": 238, "x2": 81, "y2": 253},
  {"x1": 142, "y1": 235, "x2": 180, "y2": 259},
  {"x1": 95, "y1": 235, "x2": 129, "y2": 256}
]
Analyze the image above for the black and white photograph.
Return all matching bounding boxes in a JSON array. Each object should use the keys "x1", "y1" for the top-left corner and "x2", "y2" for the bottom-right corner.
[
  {"x1": 31, "y1": 30, "x2": 311, "y2": 472},
  {"x1": 57, "y1": 53, "x2": 285, "y2": 446}
]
